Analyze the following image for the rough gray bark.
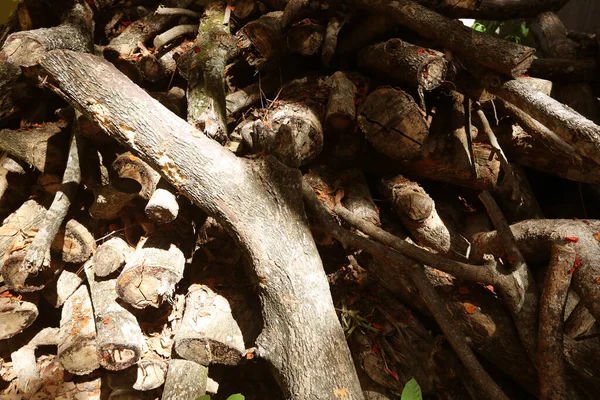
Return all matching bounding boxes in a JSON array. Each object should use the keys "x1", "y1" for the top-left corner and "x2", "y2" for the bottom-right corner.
[
  {"x1": 478, "y1": 191, "x2": 539, "y2": 361},
  {"x1": 304, "y1": 184, "x2": 509, "y2": 400},
  {"x1": 85, "y1": 262, "x2": 144, "y2": 371},
  {"x1": 58, "y1": 283, "x2": 100, "y2": 375},
  {"x1": 186, "y1": 2, "x2": 234, "y2": 144},
  {"x1": 415, "y1": 0, "x2": 570, "y2": 19},
  {"x1": 161, "y1": 358, "x2": 208, "y2": 400},
  {"x1": 325, "y1": 71, "x2": 356, "y2": 133},
  {"x1": 537, "y1": 243, "x2": 575, "y2": 400},
  {"x1": 322, "y1": 14, "x2": 346, "y2": 67},
  {"x1": 351, "y1": 0, "x2": 535, "y2": 77},
  {"x1": 116, "y1": 233, "x2": 186, "y2": 309},
  {"x1": 103, "y1": 0, "x2": 195, "y2": 60},
  {"x1": 11, "y1": 327, "x2": 59, "y2": 396},
  {"x1": 0, "y1": 121, "x2": 69, "y2": 173},
  {"x1": 174, "y1": 284, "x2": 245, "y2": 365},
  {"x1": 358, "y1": 87, "x2": 428, "y2": 160},
  {"x1": 21, "y1": 119, "x2": 83, "y2": 275},
  {"x1": 38, "y1": 49, "x2": 364, "y2": 399},
  {"x1": 471, "y1": 219, "x2": 600, "y2": 331},
  {"x1": 358, "y1": 38, "x2": 448, "y2": 91},
  {"x1": 0, "y1": 1, "x2": 93, "y2": 67},
  {"x1": 0, "y1": 294, "x2": 38, "y2": 339},
  {"x1": 381, "y1": 176, "x2": 470, "y2": 260},
  {"x1": 93, "y1": 237, "x2": 133, "y2": 277}
]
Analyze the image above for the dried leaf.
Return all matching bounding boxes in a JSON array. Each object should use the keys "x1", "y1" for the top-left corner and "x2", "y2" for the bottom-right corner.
[
  {"x1": 464, "y1": 303, "x2": 476, "y2": 314},
  {"x1": 385, "y1": 367, "x2": 399, "y2": 380},
  {"x1": 564, "y1": 236, "x2": 579, "y2": 243},
  {"x1": 333, "y1": 388, "x2": 350, "y2": 399},
  {"x1": 458, "y1": 286, "x2": 469, "y2": 295},
  {"x1": 594, "y1": 232, "x2": 600, "y2": 242}
]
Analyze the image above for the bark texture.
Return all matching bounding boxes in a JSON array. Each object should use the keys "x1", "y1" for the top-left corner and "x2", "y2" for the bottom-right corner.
[{"x1": 38, "y1": 49, "x2": 364, "y2": 400}]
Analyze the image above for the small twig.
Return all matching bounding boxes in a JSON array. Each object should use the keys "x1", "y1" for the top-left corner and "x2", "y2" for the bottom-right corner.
[
  {"x1": 538, "y1": 242, "x2": 576, "y2": 400},
  {"x1": 332, "y1": 203, "x2": 499, "y2": 285},
  {"x1": 475, "y1": 103, "x2": 520, "y2": 200},
  {"x1": 463, "y1": 96, "x2": 477, "y2": 178},
  {"x1": 478, "y1": 191, "x2": 539, "y2": 360},
  {"x1": 155, "y1": 6, "x2": 202, "y2": 18},
  {"x1": 153, "y1": 24, "x2": 198, "y2": 50},
  {"x1": 21, "y1": 115, "x2": 83, "y2": 274}
]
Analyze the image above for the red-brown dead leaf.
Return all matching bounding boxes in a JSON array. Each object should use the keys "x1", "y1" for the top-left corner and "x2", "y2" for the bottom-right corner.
[
  {"x1": 458, "y1": 286, "x2": 469, "y2": 295},
  {"x1": 333, "y1": 388, "x2": 350, "y2": 399},
  {"x1": 385, "y1": 367, "x2": 399, "y2": 380},
  {"x1": 594, "y1": 232, "x2": 600, "y2": 242},
  {"x1": 372, "y1": 344, "x2": 380, "y2": 354},
  {"x1": 485, "y1": 285, "x2": 496, "y2": 294},
  {"x1": 564, "y1": 236, "x2": 579, "y2": 243},
  {"x1": 102, "y1": 317, "x2": 112, "y2": 324},
  {"x1": 574, "y1": 256, "x2": 582, "y2": 268},
  {"x1": 464, "y1": 303, "x2": 476, "y2": 314},
  {"x1": 595, "y1": 277, "x2": 600, "y2": 285},
  {"x1": 372, "y1": 323, "x2": 384, "y2": 330}
]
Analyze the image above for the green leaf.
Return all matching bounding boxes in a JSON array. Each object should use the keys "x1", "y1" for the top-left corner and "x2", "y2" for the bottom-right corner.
[
  {"x1": 196, "y1": 396, "x2": 211, "y2": 400},
  {"x1": 401, "y1": 378, "x2": 422, "y2": 400},
  {"x1": 227, "y1": 395, "x2": 245, "y2": 400}
]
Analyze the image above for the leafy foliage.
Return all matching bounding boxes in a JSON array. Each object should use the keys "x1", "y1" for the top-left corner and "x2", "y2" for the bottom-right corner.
[
  {"x1": 401, "y1": 378, "x2": 423, "y2": 400},
  {"x1": 196, "y1": 394, "x2": 245, "y2": 400},
  {"x1": 472, "y1": 20, "x2": 530, "y2": 44},
  {"x1": 338, "y1": 309, "x2": 380, "y2": 338}
]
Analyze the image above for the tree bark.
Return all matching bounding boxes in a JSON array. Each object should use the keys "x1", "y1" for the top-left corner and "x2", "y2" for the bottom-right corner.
[
  {"x1": 38, "y1": 49, "x2": 364, "y2": 399},
  {"x1": 58, "y1": 283, "x2": 100, "y2": 375},
  {"x1": 173, "y1": 284, "x2": 246, "y2": 365},
  {"x1": 350, "y1": 0, "x2": 535, "y2": 77}
]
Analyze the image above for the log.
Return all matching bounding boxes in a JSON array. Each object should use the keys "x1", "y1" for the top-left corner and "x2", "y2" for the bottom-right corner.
[
  {"x1": 471, "y1": 219, "x2": 600, "y2": 328},
  {"x1": 93, "y1": 236, "x2": 133, "y2": 277},
  {"x1": 416, "y1": 0, "x2": 570, "y2": 20},
  {"x1": 0, "y1": 61, "x2": 22, "y2": 124},
  {"x1": 495, "y1": 122, "x2": 600, "y2": 184},
  {"x1": 0, "y1": 121, "x2": 69, "y2": 173},
  {"x1": 0, "y1": 1, "x2": 93, "y2": 67},
  {"x1": 139, "y1": 41, "x2": 193, "y2": 83},
  {"x1": 538, "y1": 243, "x2": 575, "y2": 399},
  {"x1": 21, "y1": 122, "x2": 83, "y2": 275},
  {"x1": 337, "y1": 15, "x2": 396, "y2": 56},
  {"x1": 235, "y1": 11, "x2": 285, "y2": 71},
  {"x1": 149, "y1": 87, "x2": 187, "y2": 118},
  {"x1": 351, "y1": 0, "x2": 535, "y2": 77},
  {"x1": 357, "y1": 87, "x2": 428, "y2": 160},
  {"x1": 116, "y1": 233, "x2": 186, "y2": 309},
  {"x1": 325, "y1": 71, "x2": 356, "y2": 133},
  {"x1": 161, "y1": 358, "x2": 208, "y2": 400},
  {"x1": 103, "y1": 0, "x2": 195, "y2": 61},
  {"x1": 0, "y1": 155, "x2": 31, "y2": 218},
  {"x1": 358, "y1": 38, "x2": 448, "y2": 91},
  {"x1": 58, "y1": 283, "x2": 100, "y2": 375},
  {"x1": 153, "y1": 24, "x2": 198, "y2": 50},
  {"x1": 133, "y1": 354, "x2": 168, "y2": 391},
  {"x1": 225, "y1": 74, "x2": 281, "y2": 116},
  {"x1": 11, "y1": 327, "x2": 59, "y2": 396},
  {"x1": 381, "y1": 175, "x2": 470, "y2": 260},
  {"x1": 145, "y1": 186, "x2": 179, "y2": 224},
  {"x1": 322, "y1": 14, "x2": 346, "y2": 67},
  {"x1": 528, "y1": 58, "x2": 597, "y2": 83},
  {"x1": 89, "y1": 185, "x2": 137, "y2": 220},
  {"x1": 472, "y1": 70, "x2": 600, "y2": 167},
  {"x1": 0, "y1": 293, "x2": 38, "y2": 340},
  {"x1": 39, "y1": 49, "x2": 365, "y2": 399},
  {"x1": 85, "y1": 262, "x2": 144, "y2": 371},
  {"x1": 286, "y1": 21, "x2": 325, "y2": 57},
  {"x1": 42, "y1": 267, "x2": 83, "y2": 308},
  {"x1": 174, "y1": 284, "x2": 245, "y2": 365},
  {"x1": 186, "y1": 2, "x2": 235, "y2": 144}
]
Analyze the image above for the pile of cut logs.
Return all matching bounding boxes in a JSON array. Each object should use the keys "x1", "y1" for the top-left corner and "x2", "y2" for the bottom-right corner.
[{"x1": 0, "y1": 0, "x2": 599, "y2": 399}]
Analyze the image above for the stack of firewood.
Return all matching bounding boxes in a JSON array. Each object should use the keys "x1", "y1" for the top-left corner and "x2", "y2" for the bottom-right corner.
[{"x1": 0, "y1": 0, "x2": 599, "y2": 399}]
